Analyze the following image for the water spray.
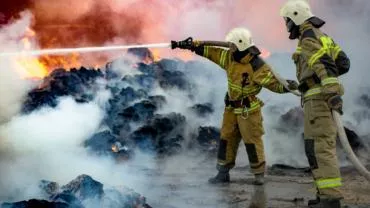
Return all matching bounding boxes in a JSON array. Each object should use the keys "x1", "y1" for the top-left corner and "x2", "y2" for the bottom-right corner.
[
  {"x1": 0, "y1": 43, "x2": 171, "y2": 57},
  {"x1": 0, "y1": 40, "x2": 233, "y2": 57}
]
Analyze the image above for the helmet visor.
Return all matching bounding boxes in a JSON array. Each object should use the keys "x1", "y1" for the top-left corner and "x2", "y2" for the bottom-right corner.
[{"x1": 284, "y1": 17, "x2": 295, "y2": 32}]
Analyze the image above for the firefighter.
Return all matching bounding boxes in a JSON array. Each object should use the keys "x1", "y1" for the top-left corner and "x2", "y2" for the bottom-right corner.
[
  {"x1": 171, "y1": 28, "x2": 298, "y2": 185},
  {"x1": 280, "y1": 0, "x2": 350, "y2": 207}
]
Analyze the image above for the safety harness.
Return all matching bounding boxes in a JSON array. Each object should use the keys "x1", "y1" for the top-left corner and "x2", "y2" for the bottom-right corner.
[{"x1": 224, "y1": 73, "x2": 259, "y2": 119}]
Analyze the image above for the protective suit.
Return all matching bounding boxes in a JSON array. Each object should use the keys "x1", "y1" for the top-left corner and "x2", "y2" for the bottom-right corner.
[
  {"x1": 280, "y1": 1, "x2": 350, "y2": 207},
  {"x1": 172, "y1": 28, "x2": 298, "y2": 185}
]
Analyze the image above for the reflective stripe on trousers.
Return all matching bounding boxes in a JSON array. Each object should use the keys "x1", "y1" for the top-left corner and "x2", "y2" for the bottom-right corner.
[{"x1": 315, "y1": 177, "x2": 342, "y2": 189}]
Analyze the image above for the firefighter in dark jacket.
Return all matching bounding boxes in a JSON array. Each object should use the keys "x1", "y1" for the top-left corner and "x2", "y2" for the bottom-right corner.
[
  {"x1": 171, "y1": 27, "x2": 298, "y2": 185},
  {"x1": 280, "y1": 0, "x2": 351, "y2": 207}
]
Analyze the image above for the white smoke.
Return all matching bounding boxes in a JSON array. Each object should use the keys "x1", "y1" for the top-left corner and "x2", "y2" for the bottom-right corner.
[
  {"x1": 0, "y1": 11, "x2": 36, "y2": 124},
  {"x1": 0, "y1": 1, "x2": 370, "y2": 206},
  {"x1": 0, "y1": 13, "x2": 153, "y2": 202},
  {"x1": 0, "y1": 91, "x2": 155, "y2": 203}
]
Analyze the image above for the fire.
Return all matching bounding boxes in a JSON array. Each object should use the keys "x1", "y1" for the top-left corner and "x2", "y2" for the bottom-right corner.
[
  {"x1": 150, "y1": 49, "x2": 161, "y2": 62},
  {"x1": 15, "y1": 57, "x2": 48, "y2": 79},
  {"x1": 15, "y1": 28, "x2": 49, "y2": 79},
  {"x1": 15, "y1": 27, "x2": 84, "y2": 79},
  {"x1": 112, "y1": 144, "x2": 119, "y2": 153},
  {"x1": 39, "y1": 53, "x2": 82, "y2": 70}
]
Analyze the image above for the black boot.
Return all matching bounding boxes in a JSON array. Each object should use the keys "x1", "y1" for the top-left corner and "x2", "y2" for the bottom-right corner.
[
  {"x1": 308, "y1": 197, "x2": 341, "y2": 208},
  {"x1": 253, "y1": 173, "x2": 265, "y2": 185},
  {"x1": 208, "y1": 171, "x2": 230, "y2": 184}
]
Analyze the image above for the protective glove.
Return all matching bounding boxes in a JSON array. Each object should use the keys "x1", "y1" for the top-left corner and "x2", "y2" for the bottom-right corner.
[
  {"x1": 327, "y1": 95, "x2": 343, "y2": 115},
  {"x1": 171, "y1": 37, "x2": 194, "y2": 50},
  {"x1": 283, "y1": 79, "x2": 299, "y2": 92},
  {"x1": 286, "y1": 80, "x2": 299, "y2": 90}
]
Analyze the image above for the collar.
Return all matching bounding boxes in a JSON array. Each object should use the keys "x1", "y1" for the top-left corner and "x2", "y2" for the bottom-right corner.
[{"x1": 238, "y1": 46, "x2": 261, "y2": 64}]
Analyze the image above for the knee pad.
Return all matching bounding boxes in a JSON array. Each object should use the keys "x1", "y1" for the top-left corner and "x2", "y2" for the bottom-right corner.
[
  {"x1": 245, "y1": 143, "x2": 259, "y2": 163},
  {"x1": 305, "y1": 139, "x2": 318, "y2": 169},
  {"x1": 218, "y1": 139, "x2": 227, "y2": 160}
]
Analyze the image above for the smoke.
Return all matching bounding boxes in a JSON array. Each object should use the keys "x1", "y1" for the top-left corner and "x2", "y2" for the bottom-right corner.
[
  {"x1": 0, "y1": 11, "x2": 35, "y2": 124},
  {"x1": 0, "y1": 98, "x2": 158, "y2": 204},
  {"x1": 0, "y1": 0, "x2": 370, "y2": 206},
  {"x1": 1, "y1": 0, "x2": 293, "y2": 56},
  {"x1": 310, "y1": 0, "x2": 370, "y2": 140}
]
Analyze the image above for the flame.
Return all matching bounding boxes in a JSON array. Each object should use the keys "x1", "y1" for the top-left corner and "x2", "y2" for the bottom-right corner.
[
  {"x1": 15, "y1": 57, "x2": 48, "y2": 79},
  {"x1": 150, "y1": 49, "x2": 161, "y2": 62},
  {"x1": 15, "y1": 28, "x2": 49, "y2": 79},
  {"x1": 39, "y1": 53, "x2": 82, "y2": 70},
  {"x1": 15, "y1": 28, "x2": 85, "y2": 79},
  {"x1": 112, "y1": 144, "x2": 119, "y2": 153}
]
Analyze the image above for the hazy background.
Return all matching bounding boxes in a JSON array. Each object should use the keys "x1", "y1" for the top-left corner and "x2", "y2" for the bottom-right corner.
[{"x1": 0, "y1": 0, "x2": 369, "y2": 205}]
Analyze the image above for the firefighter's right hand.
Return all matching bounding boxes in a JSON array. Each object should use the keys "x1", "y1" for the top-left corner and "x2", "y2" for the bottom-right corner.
[
  {"x1": 171, "y1": 37, "x2": 194, "y2": 50},
  {"x1": 327, "y1": 95, "x2": 343, "y2": 115}
]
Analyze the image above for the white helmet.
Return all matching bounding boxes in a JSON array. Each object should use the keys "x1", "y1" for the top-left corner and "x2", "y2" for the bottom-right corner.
[
  {"x1": 280, "y1": 0, "x2": 314, "y2": 25},
  {"x1": 225, "y1": 27, "x2": 254, "y2": 51}
]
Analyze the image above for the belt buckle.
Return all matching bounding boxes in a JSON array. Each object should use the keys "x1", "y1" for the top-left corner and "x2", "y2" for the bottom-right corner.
[
  {"x1": 240, "y1": 98, "x2": 249, "y2": 120},
  {"x1": 241, "y1": 106, "x2": 249, "y2": 120}
]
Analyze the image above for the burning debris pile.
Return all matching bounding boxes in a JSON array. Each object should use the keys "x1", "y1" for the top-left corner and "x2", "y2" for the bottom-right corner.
[
  {"x1": 21, "y1": 48, "x2": 220, "y2": 160},
  {"x1": 1, "y1": 175, "x2": 149, "y2": 208},
  {"x1": 22, "y1": 67, "x2": 104, "y2": 113}
]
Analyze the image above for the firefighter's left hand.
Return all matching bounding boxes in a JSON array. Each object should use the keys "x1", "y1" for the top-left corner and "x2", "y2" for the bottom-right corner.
[
  {"x1": 286, "y1": 80, "x2": 299, "y2": 90},
  {"x1": 171, "y1": 37, "x2": 194, "y2": 50},
  {"x1": 328, "y1": 95, "x2": 343, "y2": 115}
]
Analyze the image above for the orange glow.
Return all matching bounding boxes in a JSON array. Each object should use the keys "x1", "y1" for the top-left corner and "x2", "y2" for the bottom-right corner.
[
  {"x1": 15, "y1": 28, "x2": 85, "y2": 79},
  {"x1": 14, "y1": 57, "x2": 48, "y2": 79},
  {"x1": 15, "y1": 28, "x2": 49, "y2": 79},
  {"x1": 260, "y1": 48, "x2": 271, "y2": 59},
  {"x1": 175, "y1": 51, "x2": 194, "y2": 61},
  {"x1": 38, "y1": 53, "x2": 82, "y2": 71},
  {"x1": 150, "y1": 49, "x2": 161, "y2": 62}
]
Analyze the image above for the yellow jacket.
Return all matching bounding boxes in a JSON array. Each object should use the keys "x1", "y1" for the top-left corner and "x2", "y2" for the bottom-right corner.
[
  {"x1": 196, "y1": 46, "x2": 287, "y2": 114},
  {"x1": 293, "y1": 22, "x2": 350, "y2": 101}
]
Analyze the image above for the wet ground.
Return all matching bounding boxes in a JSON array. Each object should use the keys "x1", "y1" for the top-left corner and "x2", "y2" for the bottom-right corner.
[{"x1": 135, "y1": 153, "x2": 370, "y2": 208}]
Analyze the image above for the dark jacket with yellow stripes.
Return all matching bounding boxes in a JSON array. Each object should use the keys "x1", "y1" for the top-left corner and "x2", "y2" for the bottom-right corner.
[
  {"x1": 293, "y1": 22, "x2": 350, "y2": 101},
  {"x1": 193, "y1": 45, "x2": 288, "y2": 114}
]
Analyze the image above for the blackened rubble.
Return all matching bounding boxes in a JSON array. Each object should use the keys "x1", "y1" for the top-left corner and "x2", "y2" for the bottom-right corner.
[
  {"x1": 22, "y1": 67, "x2": 104, "y2": 113},
  {"x1": 189, "y1": 103, "x2": 214, "y2": 117},
  {"x1": 1, "y1": 175, "x2": 148, "y2": 208},
  {"x1": 130, "y1": 113, "x2": 186, "y2": 155},
  {"x1": 21, "y1": 49, "x2": 219, "y2": 158},
  {"x1": 194, "y1": 126, "x2": 220, "y2": 153}
]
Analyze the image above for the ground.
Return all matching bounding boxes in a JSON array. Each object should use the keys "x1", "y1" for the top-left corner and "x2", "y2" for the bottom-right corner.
[{"x1": 137, "y1": 153, "x2": 370, "y2": 208}]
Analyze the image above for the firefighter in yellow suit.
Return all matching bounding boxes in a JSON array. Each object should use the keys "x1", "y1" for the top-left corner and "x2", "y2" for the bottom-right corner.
[
  {"x1": 280, "y1": 1, "x2": 350, "y2": 207},
  {"x1": 171, "y1": 28, "x2": 298, "y2": 185}
]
